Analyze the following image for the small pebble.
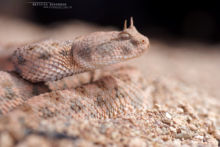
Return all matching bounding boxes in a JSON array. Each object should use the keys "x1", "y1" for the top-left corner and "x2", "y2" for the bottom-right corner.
[
  {"x1": 165, "y1": 112, "x2": 172, "y2": 119},
  {"x1": 170, "y1": 127, "x2": 176, "y2": 132},
  {"x1": 195, "y1": 135, "x2": 204, "y2": 140},
  {"x1": 128, "y1": 137, "x2": 146, "y2": 147}
]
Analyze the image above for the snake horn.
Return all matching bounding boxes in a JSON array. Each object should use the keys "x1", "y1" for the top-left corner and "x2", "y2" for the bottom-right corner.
[{"x1": 124, "y1": 19, "x2": 127, "y2": 30}]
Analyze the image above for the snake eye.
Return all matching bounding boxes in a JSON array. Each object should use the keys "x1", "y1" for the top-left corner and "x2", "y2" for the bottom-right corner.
[{"x1": 119, "y1": 32, "x2": 131, "y2": 40}]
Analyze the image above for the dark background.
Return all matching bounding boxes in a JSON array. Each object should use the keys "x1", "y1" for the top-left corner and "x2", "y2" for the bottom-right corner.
[{"x1": 1, "y1": 0, "x2": 220, "y2": 43}]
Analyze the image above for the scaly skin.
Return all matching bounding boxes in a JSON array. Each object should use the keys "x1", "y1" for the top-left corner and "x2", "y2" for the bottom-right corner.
[
  {"x1": 0, "y1": 18, "x2": 150, "y2": 115},
  {"x1": 0, "y1": 65, "x2": 148, "y2": 117},
  {"x1": 0, "y1": 66, "x2": 219, "y2": 146},
  {"x1": 11, "y1": 18, "x2": 149, "y2": 82},
  {"x1": 0, "y1": 71, "x2": 49, "y2": 115},
  {"x1": 0, "y1": 65, "x2": 150, "y2": 145}
]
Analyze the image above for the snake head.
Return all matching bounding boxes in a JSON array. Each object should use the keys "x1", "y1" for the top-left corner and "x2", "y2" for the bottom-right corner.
[{"x1": 72, "y1": 17, "x2": 150, "y2": 69}]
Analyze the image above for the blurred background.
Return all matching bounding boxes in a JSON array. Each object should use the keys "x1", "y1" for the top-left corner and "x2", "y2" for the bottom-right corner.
[{"x1": 0, "y1": 0, "x2": 220, "y2": 44}]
